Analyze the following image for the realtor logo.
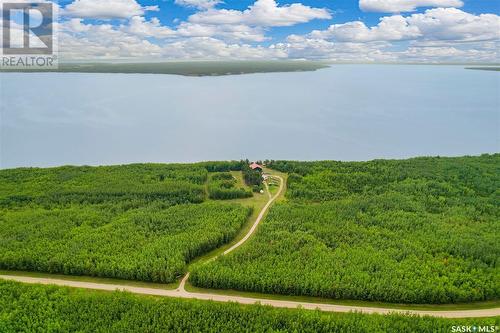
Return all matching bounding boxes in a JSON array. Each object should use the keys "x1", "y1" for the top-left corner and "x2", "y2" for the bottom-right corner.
[{"x1": 1, "y1": 1, "x2": 57, "y2": 68}]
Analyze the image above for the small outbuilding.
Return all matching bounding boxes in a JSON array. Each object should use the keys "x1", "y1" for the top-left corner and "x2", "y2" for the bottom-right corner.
[{"x1": 249, "y1": 163, "x2": 263, "y2": 172}]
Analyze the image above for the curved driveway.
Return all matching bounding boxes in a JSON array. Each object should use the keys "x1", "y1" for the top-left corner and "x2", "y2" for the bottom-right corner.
[{"x1": 223, "y1": 176, "x2": 282, "y2": 256}]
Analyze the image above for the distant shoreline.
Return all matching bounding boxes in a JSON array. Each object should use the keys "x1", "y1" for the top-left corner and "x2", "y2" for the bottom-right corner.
[
  {"x1": 465, "y1": 67, "x2": 500, "y2": 72},
  {"x1": 2, "y1": 61, "x2": 500, "y2": 76},
  {"x1": 0, "y1": 61, "x2": 329, "y2": 77}
]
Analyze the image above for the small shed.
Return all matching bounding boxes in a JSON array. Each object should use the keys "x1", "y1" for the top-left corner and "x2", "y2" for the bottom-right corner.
[{"x1": 250, "y1": 163, "x2": 263, "y2": 172}]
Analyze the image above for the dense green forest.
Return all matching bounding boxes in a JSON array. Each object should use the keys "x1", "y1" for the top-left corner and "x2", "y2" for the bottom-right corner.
[
  {"x1": 192, "y1": 155, "x2": 500, "y2": 304},
  {"x1": 1, "y1": 280, "x2": 496, "y2": 333},
  {"x1": 0, "y1": 163, "x2": 250, "y2": 283},
  {"x1": 0, "y1": 164, "x2": 208, "y2": 208},
  {"x1": 208, "y1": 172, "x2": 253, "y2": 200}
]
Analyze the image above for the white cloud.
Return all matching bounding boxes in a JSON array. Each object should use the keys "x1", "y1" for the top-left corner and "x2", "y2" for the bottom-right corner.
[
  {"x1": 58, "y1": 18, "x2": 282, "y2": 60},
  {"x1": 406, "y1": 8, "x2": 500, "y2": 42},
  {"x1": 309, "y1": 8, "x2": 500, "y2": 43},
  {"x1": 64, "y1": 0, "x2": 159, "y2": 19},
  {"x1": 122, "y1": 16, "x2": 176, "y2": 39},
  {"x1": 119, "y1": 16, "x2": 267, "y2": 42},
  {"x1": 276, "y1": 35, "x2": 395, "y2": 61},
  {"x1": 59, "y1": 19, "x2": 163, "y2": 59},
  {"x1": 63, "y1": 13, "x2": 263, "y2": 44},
  {"x1": 401, "y1": 46, "x2": 499, "y2": 62},
  {"x1": 174, "y1": 0, "x2": 222, "y2": 10},
  {"x1": 359, "y1": 0, "x2": 463, "y2": 13},
  {"x1": 49, "y1": 1, "x2": 499, "y2": 63},
  {"x1": 310, "y1": 15, "x2": 420, "y2": 42},
  {"x1": 160, "y1": 37, "x2": 287, "y2": 60},
  {"x1": 189, "y1": 0, "x2": 331, "y2": 27},
  {"x1": 277, "y1": 7, "x2": 500, "y2": 63},
  {"x1": 176, "y1": 22, "x2": 267, "y2": 42},
  {"x1": 65, "y1": 18, "x2": 91, "y2": 33},
  {"x1": 275, "y1": 34, "x2": 499, "y2": 63}
]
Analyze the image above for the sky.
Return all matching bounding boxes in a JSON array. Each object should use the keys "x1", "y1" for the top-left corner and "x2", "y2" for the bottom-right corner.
[{"x1": 2, "y1": 0, "x2": 500, "y2": 62}]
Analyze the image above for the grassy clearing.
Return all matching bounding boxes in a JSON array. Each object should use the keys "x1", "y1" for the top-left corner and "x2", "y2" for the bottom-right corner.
[
  {"x1": 184, "y1": 281, "x2": 500, "y2": 311},
  {"x1": 188, "y1": 171, "x2": 275, "y2": 269},
  {"x1": 0, "y1": 270, "x2": 177, "y2": 290}
]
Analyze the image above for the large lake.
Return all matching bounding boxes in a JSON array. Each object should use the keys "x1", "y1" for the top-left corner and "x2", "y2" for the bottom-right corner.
[{"x1": 1, "y1": 65, "x2": 498, "y2": 168}]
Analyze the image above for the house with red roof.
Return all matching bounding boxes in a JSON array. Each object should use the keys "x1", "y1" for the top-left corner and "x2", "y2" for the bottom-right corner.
[{"x1": 249, "y1": 162, "x2": 263, "y2": 172}]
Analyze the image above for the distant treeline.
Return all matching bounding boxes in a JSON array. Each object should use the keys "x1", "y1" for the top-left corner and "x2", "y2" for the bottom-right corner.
[
  {"x1": 197, "y1": 160, "x2": 246, "y2": 173},
  {"x1": 0, "y1": 61, "x2": 329, "y2": 76}
]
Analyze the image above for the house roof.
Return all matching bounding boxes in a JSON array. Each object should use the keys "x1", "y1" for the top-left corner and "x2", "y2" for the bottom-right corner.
[{"x1": 250, "y1": 163, "x2": 263, "y2": 170}]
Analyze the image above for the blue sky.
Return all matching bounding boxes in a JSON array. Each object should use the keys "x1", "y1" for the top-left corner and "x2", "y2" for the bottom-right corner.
[
  {"x1": 149, "y1": 0, "x2": 498, "y2": 31},
  {"x1": 17, "y1": 0, "x2": 500, "y2": 62},
  {"x1": 57, "y1": 0, "x2": 500, "y2": 25}
]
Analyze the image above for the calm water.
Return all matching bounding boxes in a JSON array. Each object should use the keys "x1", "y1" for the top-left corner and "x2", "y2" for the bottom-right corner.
[{"x1": 1, "y1": 65, "x2": 499, "y2": 168}]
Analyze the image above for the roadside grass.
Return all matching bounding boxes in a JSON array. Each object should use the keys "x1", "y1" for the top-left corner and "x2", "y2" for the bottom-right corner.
[
  {"x1": 183, "y1": 281, "x2": 500, "y2": 311},
  {"x1": 1, "y1": 269, "x2": 497, "y2": 312},
  {"x1": 0, "y1": 270, "x2": 177, "y2": 290}
]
